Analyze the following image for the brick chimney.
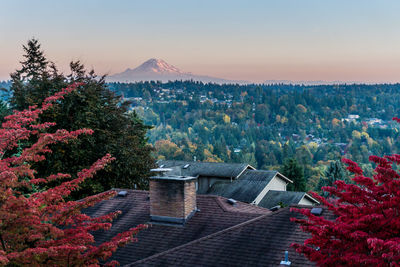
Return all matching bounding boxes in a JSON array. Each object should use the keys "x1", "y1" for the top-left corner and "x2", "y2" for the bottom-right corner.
[{"x1": 149, "y1": 175, "x2": 197, "y2": 224}]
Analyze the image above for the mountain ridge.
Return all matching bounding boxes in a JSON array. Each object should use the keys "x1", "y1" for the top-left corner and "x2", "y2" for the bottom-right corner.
[{"x1": 107, "y1": 59, "x2": 248, "y2": 84}]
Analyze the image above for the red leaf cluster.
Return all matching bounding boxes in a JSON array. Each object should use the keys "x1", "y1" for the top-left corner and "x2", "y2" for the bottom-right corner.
[
  {"x1": 0, "y1": 84, "x2": 147, "y2": 266},
  {"x1": 292, "y1": 119, "x2": 400, "y2": 266}
]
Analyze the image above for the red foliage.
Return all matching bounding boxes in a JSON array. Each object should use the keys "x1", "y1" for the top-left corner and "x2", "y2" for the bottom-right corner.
[
  {"x1": 291, "y1": 117, "x2": 400, "y2": 266},
  {"x1": 0, "y1": 83, "x2": 147, "y2": 266}
]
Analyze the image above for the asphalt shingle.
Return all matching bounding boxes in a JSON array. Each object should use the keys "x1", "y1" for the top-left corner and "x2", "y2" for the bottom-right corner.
[
  {"x1": 206, "y1": 170, "x2": 278, "y2": 203},
  {"x1": 128, "y1": 206, "x2": 331, "y2": 267},
  {"x1": 258, "y1": 190, "x2": 307, "y2": 209},
  {"x1": 84, "y1": 189, "x2": 268, "y2": 266}
]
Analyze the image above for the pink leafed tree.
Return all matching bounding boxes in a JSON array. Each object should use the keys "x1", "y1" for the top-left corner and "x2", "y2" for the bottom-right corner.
[
  {"x1": 292, "y1": 117, "x2": 400, "y2": 267},
  {"x1": 0, "y1": 83, "x2": 146, "y2": 266}
]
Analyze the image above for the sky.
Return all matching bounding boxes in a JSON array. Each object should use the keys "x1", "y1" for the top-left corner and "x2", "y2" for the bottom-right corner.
[{"x1": 1, "y1": 0, "x2": 400, "y2": 83}]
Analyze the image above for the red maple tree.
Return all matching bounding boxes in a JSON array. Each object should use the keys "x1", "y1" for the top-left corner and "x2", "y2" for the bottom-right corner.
[
  {"x1": 292, "y1": 118, "x2": 400, "y2": 267},
  {"x1": 0, "y1": 83, "x2": 146, "y2": 266}
]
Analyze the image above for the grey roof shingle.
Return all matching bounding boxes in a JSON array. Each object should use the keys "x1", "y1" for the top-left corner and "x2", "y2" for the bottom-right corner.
[
  {"x1": 157, "y1": 160, "x2": 254, "y2": 179},
  {"x1": 128, "y1": 206, "x2": 334, "y2": 267},
  {"x1": 258, "y1": 190, "x2": 307, "y2": 209},
  {"x1": 205, "y1": 169, "x2": 278, "y2": 203},
  {"x1": 83, "y1": 189, "x2": 268, "y2": 266}
]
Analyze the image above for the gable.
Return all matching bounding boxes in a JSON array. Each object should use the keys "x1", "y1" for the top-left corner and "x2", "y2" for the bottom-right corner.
[
  {"x1": 206, "y1": 170, "x2": 280, "y2": 203},
  {"x1": 251, "y1": 176, "x2": 289, "y2": 205}
]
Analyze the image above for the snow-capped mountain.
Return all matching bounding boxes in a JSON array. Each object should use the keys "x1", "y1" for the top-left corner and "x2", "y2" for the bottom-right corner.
[{"x1": 107, "y1": 58, "x2": 247, "y2": 84}]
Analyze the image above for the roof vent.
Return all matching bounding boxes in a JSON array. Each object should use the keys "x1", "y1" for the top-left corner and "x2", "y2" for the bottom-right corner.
[
  {"x1": 280, "y1": 250, "x2": 291, "y2": 266},
  {"x1": 117, "y1": 190, "x2": 128, "y2": 197},
  {"x1": 182, "y1": 164, "x2": 190, "y2": 169},
  {"x1": 311, "y1": 207, "x2": 323, "y2": 216},
  {"x1": 227, "y1": 198, "x2": 237, "y2": 206},
  {"x1": 270, "y1": 205, "x2": 281, "y2": 212}
]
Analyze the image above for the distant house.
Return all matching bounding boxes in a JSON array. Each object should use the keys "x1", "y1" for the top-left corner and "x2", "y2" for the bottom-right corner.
[
  {"x1": 157, "y1": 160, "x2": 255, "y2": 194},
  {"x1": 156, "y1": 160, "x2": 319, "y2": 208},
  {"x1": 84, "y1": 175, "x2": 329, "y2": 266},
  {"x1": 342, "y1": 114, "x2": 360, "y2": 123},
  {"x1": 366, "y1": 118, "x2": 384, "y2": 126},
  {"x1": 205, "y1": 170, "x2": 293, "y2": 205},
  {"x1": 233, "y1": 148, "x2": 241, "y2": 153}
]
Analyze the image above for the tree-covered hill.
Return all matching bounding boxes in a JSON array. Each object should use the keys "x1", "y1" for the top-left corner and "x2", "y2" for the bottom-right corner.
[{"x1": 107, "y1": 81, "x2": 400, "y2": 190}]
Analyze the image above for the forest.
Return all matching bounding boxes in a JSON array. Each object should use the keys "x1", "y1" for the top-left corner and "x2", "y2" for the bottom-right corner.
[
  {"x1": 107, "y1": 81, "x2": 400, "y2": 191},
  {"x1": 3, "y1": 78, "x2": 400, "y2": 191}
]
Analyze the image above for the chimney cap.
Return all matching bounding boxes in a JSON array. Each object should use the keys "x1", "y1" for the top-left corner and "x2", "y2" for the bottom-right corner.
[{"x1": 150, "y1": 175, "x2": 197, "y2": 181}]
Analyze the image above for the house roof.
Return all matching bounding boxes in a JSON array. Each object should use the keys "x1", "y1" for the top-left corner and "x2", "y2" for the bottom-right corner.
[
  {"x1": 127, "y1": 205, "x2": 332, "y2": 267},
  {"x1": 83, "y1": 189, "x2": 269, "y2": 266},
  {"x1": 205, "y1": 169, "x2": 281, "y2": 203},
  {"x1": 258, "y1": 190, "x2": 319, "y2": 209},
  {"x1": 157, "y1": 160, "x2": 254, "y2": 179}
]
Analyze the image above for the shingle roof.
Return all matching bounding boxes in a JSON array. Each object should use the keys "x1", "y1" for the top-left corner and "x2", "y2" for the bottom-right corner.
[
  {"x1": 83, "y1": 189, "x2": 269, "y2": 266},
  {"x1": 205, "y1": 169, "x2": 278, "y2": 203},
  {"x1": 258, "y1": 190, "x2": 307, "y2": 209},
  {"x1": 157, "y1": 160, "x2": 254, "y2": 179},
  {"x1": 128, "y1": 205, "x2": 332, "y2": 267}
]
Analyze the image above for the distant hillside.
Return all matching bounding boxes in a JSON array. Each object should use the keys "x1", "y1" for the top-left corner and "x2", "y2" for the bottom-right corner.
[
  {"x1": 106, "y1": 58, "x2": 248, "y2": 84},
  {"x1": 263, "y1": 80, "x2": 362, "y2": 85},
  {"x1": 107, "y1": 81, "x2": 400, "y2": 191}
]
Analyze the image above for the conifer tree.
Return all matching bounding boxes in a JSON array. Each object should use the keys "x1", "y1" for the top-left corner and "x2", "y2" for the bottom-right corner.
[
  {"x1": 0, "y1": 84, "x2": 146, "y2": 266},
  {"x1": 281, "y1": 158, "x2": 306, "y2": 191},
  {"x1": 10, "y1": 39, "x2": 154, "y2": 198},
  {"x1": 317, "y1": 159, "x2": 349, "y2": 194}
]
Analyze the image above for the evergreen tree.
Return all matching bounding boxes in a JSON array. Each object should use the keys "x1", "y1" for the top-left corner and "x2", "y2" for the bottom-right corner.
[
  {"x1": 317, "y1": 160, "x2": 349, "y2": 194},
  {"x1": 281, "y1": 158, "x2": 306, "y2": 191},
  {"x1": 0, "y1": 100, "x2": 10, "y2": 122},
  {"x1": 10, "y1": 39, "x2": 155, "y2": 198},
  {"x1": 10, "y1": 38, "x2": 54, "y2": 110}
]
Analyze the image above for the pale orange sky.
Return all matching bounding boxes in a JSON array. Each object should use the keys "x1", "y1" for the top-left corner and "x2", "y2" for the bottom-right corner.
[{"x1": 1, "y1": 0, "x2": 400, "y2": 83}]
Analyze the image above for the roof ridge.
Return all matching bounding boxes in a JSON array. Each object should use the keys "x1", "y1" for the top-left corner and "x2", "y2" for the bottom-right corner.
[
  {"x1": 159, "y1": 160, "x2": 248, "y2": 165},
  {"x1": 246, "y1": 169, "x2": 277, "y2": 172},
  {"x1": 127, "y1": 207, "x2": 291, "y2": 266},
  {"x1": 110, "y1": 188, "x2": 148, "y2": 193}
]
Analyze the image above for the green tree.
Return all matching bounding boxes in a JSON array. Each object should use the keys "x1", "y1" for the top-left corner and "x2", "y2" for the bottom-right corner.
[
  {"x1": 317, "y1": 160, "x2": 349, "y2": 194},
  {"x1": 0, "y1": 100, "x2": 10, "y2": 122},
  {"x1": 10, "y1": 39, "x2": 155, "y2": 198},
  {"x1": 281, "y1": 158, "x2": 306, "y2": 191}
]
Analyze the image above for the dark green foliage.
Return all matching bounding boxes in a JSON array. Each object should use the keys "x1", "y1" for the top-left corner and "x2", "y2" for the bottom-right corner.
[
  {"x1": 317, "y1": 160, "x2": 349, "y2": 195},
  {"x1": 281, "y1": 158, "x2": 306, "y2": 192},
  {"x1": 0, "y1": 101, "x2": 10, "y2": 122},
  {"x1": 107, "y1": 80, "x2": 400, "y2": 189},
  {"x1": 10, "y1": 39, "x2": 155, "y2": 198}
]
